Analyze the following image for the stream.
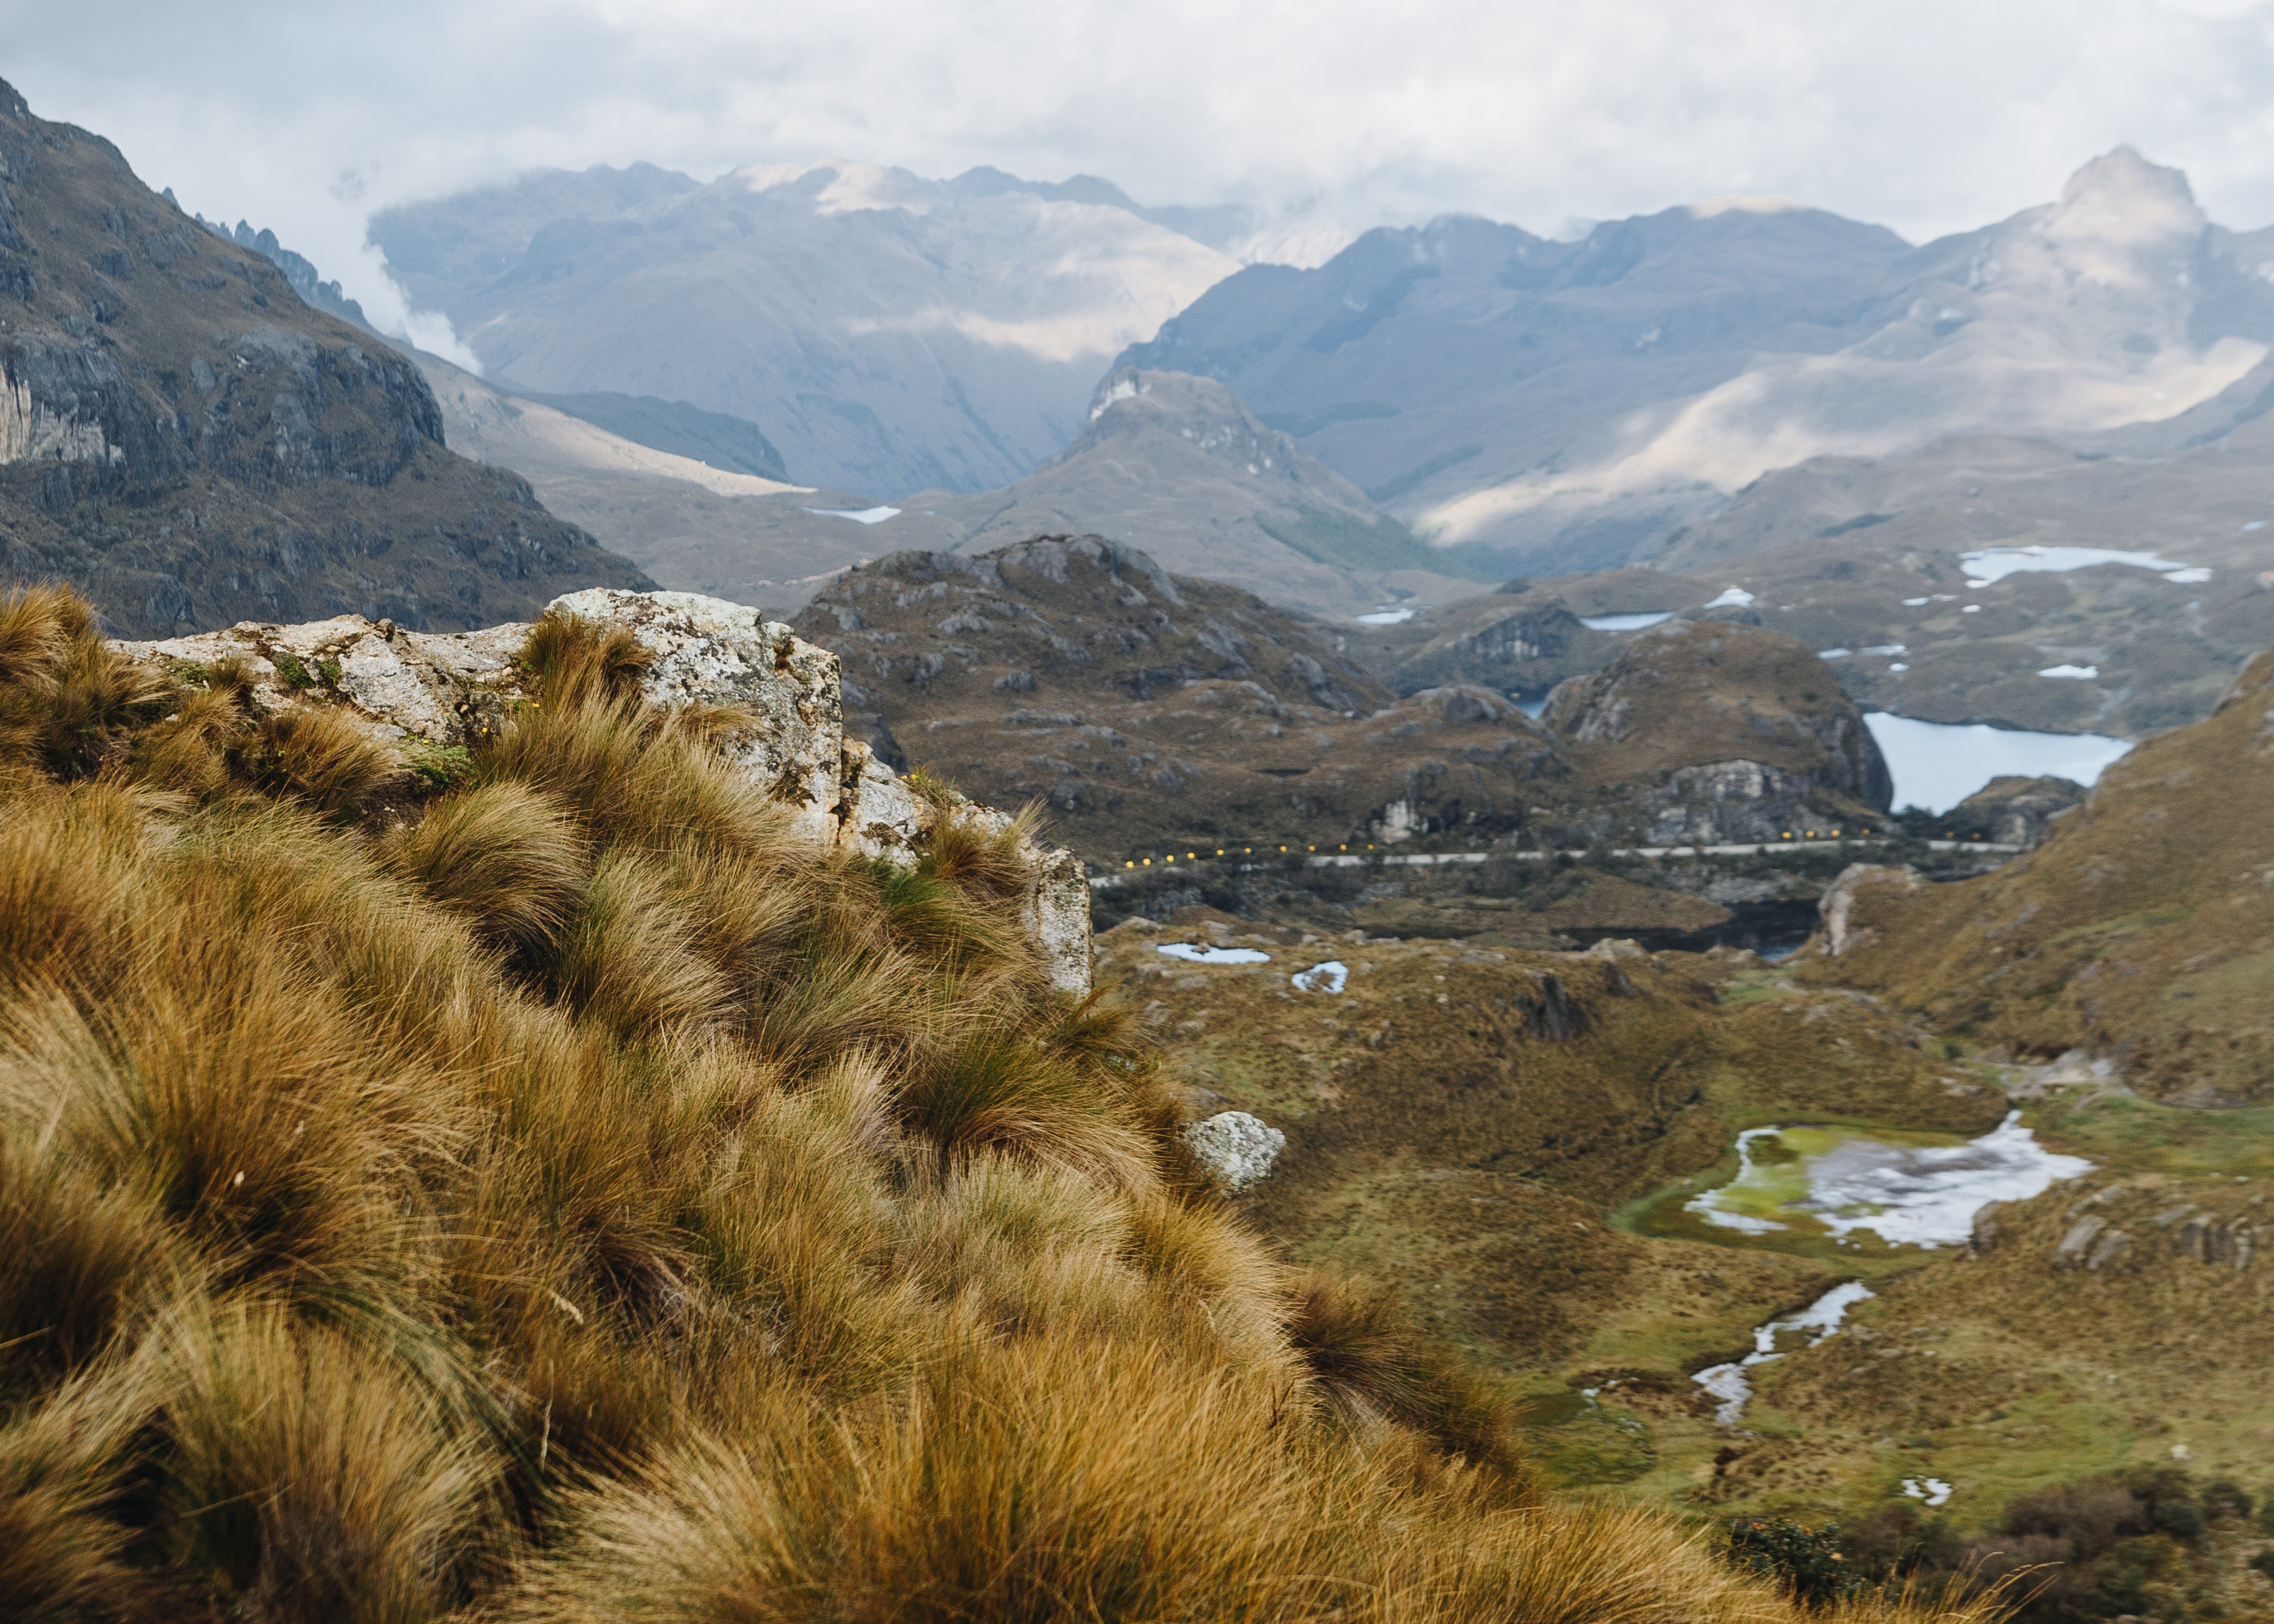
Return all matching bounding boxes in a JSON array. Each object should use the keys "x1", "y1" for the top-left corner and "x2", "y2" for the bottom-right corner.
[{"x1": 1678, "y1": 1114, "x2": 2093, "y2": 1448}]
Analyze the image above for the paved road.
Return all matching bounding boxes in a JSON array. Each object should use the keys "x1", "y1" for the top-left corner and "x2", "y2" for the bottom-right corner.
[{"x1": 1087, "y1": 837, "x2": 2019, "y2": 889}]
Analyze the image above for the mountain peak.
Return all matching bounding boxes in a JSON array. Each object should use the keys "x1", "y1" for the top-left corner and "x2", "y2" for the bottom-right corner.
[{"x1": 2050, "y1": 145, "x2": 2202, "y2": 244}]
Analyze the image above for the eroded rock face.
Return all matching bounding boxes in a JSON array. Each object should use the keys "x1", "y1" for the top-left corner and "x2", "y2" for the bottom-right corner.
[{"x1": 117, "y1": 589, "x2": 1093, "y2": 993}]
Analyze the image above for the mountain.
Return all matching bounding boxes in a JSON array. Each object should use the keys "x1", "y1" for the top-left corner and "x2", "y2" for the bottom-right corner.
[
  {"x1": 369, "y1": 162, "x2": 1242, "y2": 499},
  {"x1": 1124, "y1": 150, "x2": 2274, "y2": 577},
  {"x1": 1800, "y1": 644, "x2": 2274, "y2": 1106},
  {"x1": 791, "y1": 536, "x2": 1889, "y2": 863},
  {"x1": 0, "y1": 80, "x2": 651, "y2": 638},
  {"x1": 453, "y1": 368, "x2": 1484, "y2": 621}
]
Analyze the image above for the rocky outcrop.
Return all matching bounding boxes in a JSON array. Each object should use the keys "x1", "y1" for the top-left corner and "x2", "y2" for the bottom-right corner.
[
  {"x1": 1813, "y1": 863, "x2": 1925, "y2": 957},
  {"x1": 1545, "y1": 620, "x2": 1893, "y2": 808},
  {"x1": 1374, "y1": 593, "x2": 1611, "y2": 698},
  {"x1": 1979, "y1": 1183, "x2": 2260, "y2": 1274},
  {"x1": 1949, "y1": 775, "x2": 2083, "y2": 848},
  {"x1": 118, "y1": 590, "x2": 1093, "y2": 993}
]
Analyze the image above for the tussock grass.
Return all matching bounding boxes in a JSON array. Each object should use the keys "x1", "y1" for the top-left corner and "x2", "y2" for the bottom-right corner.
[{"x1": 0, "y1": 592, "x2": 2013, "y2": 1623}]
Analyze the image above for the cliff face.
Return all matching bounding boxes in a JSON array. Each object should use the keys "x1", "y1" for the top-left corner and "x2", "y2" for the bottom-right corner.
[{"x1": 0, "y1": 79, "x2": 651, "y2": 638}]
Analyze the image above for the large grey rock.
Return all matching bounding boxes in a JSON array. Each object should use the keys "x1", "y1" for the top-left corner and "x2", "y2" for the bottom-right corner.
[
  {"x1": 1182, "y1": 1111, "x2": 1286, "y2": 1193},
  {"x1": 117, "y1": 589, "x2": 1093, "y2": 993}
]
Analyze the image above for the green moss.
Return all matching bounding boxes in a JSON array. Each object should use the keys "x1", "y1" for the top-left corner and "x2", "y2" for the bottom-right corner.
[
  {"x1": 402, "y1": 742, "x2": 475, "y2": 793},
  {"x1": 272, "y1": 652, "x2": 316, "y2": 690}
]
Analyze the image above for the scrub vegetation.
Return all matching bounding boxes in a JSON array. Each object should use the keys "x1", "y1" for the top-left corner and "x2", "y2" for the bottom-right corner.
[{"x1": 0, "y1": 586, "x2": 2012, "y2": 1622}]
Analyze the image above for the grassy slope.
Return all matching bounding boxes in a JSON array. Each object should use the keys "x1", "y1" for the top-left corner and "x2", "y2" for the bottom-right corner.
[
  {"x1": 1098, "y1": 925, "x2": 2005, "y2": 1479},
  {"x1": 0, "y1": 586, "x2": 2007, "y2": 1623},
  {"x1": 1800, "y1": 649, "x2": 2274, "y2": 1106}
]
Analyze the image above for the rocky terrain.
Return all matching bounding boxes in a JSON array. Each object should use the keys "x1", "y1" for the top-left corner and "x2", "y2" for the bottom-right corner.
[
  {"x1": 1351, "y1": 506, "x2": 2274, "y2": 737},
  {"x1": 0, "y1": 81, "x2": 651, "y2": 639},
  {"x1": 432, "y1": 367, "x2": 1476, "y2": 622},
  {"x1": 790, "y1": 535, "x2": 1894, "y2": 867}
]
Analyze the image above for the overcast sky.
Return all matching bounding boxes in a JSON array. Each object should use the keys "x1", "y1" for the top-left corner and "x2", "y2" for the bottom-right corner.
[{"x1": 12, "y1": 0, "x2": 2274, "y2": 342}]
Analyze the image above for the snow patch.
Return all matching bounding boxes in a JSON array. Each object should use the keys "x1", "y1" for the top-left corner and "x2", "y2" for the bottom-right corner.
[
  {"x1": 1157, "y1": 943, "x2": 1272, "y2": 965},
  {"x1": 804, "y1": 506, "x2": 901, "y2": 525},
  {"x1": 1581, "y1": 611, "x2": 1675, "y2": 631},
  {"x1": 1902, "y1": 1478, "x2": 1954, "y2": 1507},
  {"x1": 1704, "y1": 586, "x2": 1756, "y2": 608},
  {"x1": 1292, "y1": 960, "x2": 1348, "y2": 993},
  {"x1": 2038, "y1": 664, "x2": 2100, "y2": 679},
  {"x1": 1356, "y1": 607, "x2": 1416, "y2": 626}
]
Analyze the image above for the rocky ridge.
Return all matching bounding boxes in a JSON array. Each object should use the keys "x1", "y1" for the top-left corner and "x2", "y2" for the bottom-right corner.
[
  {"x1": 120, "y1": 587, "x2": 1091, "y2": 993},
  {"x1": 794, "y1": 535, "x2": 1893, "y2": 862}
]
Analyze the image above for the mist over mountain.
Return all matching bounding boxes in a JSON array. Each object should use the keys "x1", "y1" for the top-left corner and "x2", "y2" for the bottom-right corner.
[
  {"x1": 370, "y1": 161, "x2": 1243, "y2": 498},
  {"x1": 1126, "y1": 148, "x2": 2274, "y2": 576}
]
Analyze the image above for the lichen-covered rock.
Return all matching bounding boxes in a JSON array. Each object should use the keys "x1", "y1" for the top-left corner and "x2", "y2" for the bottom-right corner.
[
  {"x1": 1182, "y1": 1111, "x2": 1286, "y2": 1193},
  {"x1": 117, "y1": 588, "x2": 1093, "y2": 993},
  {"x1": 552, "y1": 588, "x2": 843, "y2": 844}
]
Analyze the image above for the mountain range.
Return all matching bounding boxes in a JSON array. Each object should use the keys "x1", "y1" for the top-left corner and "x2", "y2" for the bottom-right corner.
[
  {"x1": 370, "y1": 162, "x2": 1242, "y2": 499},
  {"x1": 1129, "y1": 148, "x2": 2274, "y2": 576}
]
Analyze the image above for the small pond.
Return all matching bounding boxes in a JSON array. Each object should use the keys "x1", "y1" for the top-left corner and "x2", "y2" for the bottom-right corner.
[{"x1": 1633, "y1": 1113, "x2": 2091, "y2": 1253}]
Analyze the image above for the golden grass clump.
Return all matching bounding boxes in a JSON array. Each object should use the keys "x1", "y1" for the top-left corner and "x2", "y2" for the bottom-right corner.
[{"x1": 0, "y1": 588, "x2": 2017, "y2": 1624}]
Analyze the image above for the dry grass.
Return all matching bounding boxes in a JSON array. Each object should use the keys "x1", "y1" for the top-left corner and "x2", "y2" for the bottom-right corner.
[{"x1": 0, "y1": 592, "x2": 2015, "y2": 1623}]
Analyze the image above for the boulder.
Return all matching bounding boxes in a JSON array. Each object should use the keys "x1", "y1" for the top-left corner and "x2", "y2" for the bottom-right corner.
[
  {"x1": 1182, "y1": 1111, "x2": 1286, "y2": 1192},
  {"x1": 118, "y1": 590, "x2": 1093, "y2": 993}
]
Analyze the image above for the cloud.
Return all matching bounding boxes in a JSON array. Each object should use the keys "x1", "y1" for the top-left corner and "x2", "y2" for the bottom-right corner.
[{"x1": 12, "y1": 0, "x2": 2274, "y2": 331}]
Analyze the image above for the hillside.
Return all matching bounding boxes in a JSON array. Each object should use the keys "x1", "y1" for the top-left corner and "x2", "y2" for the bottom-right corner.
[
  {"x1": 1795, "y1": 646, "x2": 2274, "y2": 1107},
  {"x1": 1125, "y1": 150, "x2": 2274, "y2": 576},
  {"x1": 369, "y1": 161, "x2": 1240, "y2": 498},
  {"x1": 0, "y1": 578, "x2": 2009, "y2": 1624},
  {"x1": 0, "y1": 80, "x2": 651, "y2": 639},
  {"x1": 792, "y1": 536, "x2": 1893, "y2": 864}
]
